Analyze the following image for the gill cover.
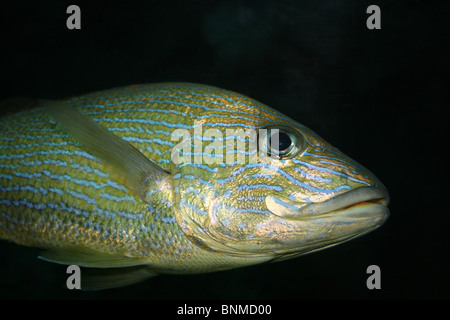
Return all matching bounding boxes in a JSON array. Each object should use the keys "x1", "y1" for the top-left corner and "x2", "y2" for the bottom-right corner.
[{"x1": 177, "y1": 125, "x2": 310, "y2": 258}]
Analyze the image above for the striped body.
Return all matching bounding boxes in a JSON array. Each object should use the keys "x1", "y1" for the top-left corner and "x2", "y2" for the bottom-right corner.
[{"x1": 0, "y1": 83, "x2": 388, "y2": 278}]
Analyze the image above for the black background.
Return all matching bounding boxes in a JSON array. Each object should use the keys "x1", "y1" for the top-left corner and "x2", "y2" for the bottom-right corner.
[{"x1": 0, "y1": 0, "x2": 448, "y2": 300}]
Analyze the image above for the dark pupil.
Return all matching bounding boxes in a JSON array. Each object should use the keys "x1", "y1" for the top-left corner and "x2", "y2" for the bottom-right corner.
[{"x1": 270, "y1": 131, "x2": 292, "y2": 153}]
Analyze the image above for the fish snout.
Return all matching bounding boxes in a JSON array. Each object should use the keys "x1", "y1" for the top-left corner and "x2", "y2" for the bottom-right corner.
[{"x1": 266, "y1": 186, "x2": 390, "y2": 222}]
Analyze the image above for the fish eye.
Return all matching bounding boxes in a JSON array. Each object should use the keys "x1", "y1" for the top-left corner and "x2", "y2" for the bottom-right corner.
[
  {"x1": 261, "y1": 125, "x2": 304, "y2": 159},
  {"x1": 270, "y1": 130, "x2": 292, "y2": 154}
]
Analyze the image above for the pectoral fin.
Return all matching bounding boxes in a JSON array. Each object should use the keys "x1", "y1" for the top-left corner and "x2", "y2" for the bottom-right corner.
[{"x1": 42, "y1": 100, "x2": 170, "y2": 201}]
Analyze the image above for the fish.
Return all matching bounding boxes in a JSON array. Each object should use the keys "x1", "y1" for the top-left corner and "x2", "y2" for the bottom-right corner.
[{"x1": 0, "y1": 82, "x2": 389, "y2": 289}]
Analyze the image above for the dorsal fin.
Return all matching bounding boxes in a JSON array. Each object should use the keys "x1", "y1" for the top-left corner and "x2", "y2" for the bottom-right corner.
[{"x1": 42, "y1": 100, "x2": 170, "y2": 201}]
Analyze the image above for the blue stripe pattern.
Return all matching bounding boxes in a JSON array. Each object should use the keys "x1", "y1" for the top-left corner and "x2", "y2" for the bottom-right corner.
[{"x1": 0, "y1": 82, "x2": 380, "y2": 266}]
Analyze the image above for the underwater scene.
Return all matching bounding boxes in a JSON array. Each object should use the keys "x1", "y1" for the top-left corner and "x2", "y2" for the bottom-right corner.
[{"x1": 0, "y1": 0, "x2": 448, "y2": 302}]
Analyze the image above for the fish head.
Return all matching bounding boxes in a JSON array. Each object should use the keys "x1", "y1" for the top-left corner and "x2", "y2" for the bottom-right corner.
[
  {"x1": 173, "y1": 98, "x2": 389, "y2": 262},
  {"x1": 256, "y1": 123, "x2": 390, "y2": 258}
]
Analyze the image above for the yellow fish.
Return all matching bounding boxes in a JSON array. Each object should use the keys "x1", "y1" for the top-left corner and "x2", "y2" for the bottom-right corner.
[{"x1": 0, "y1": 83, "x2": 389, "y2": 289}]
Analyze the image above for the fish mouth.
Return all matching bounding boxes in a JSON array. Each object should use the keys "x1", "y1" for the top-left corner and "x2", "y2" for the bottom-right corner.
[{"x1": 265, "y1": 186, "x2": 390, "y2": 221}]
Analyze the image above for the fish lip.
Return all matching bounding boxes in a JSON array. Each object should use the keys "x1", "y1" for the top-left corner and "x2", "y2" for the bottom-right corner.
[
  {"x1": 266, "y1": 186, "x2": 390, "y2": 220},
  {"x1": 298, "y1": 186, "x2": 390, "y2": 216}
]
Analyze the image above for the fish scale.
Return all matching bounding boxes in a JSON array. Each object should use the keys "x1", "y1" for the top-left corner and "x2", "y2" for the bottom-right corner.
[
  {"x1": 0, "y1": 82, "x2": 389, "y2": 289},
  {"x1": 1, "y1": 91, "x2": 184, "y2": 263}
]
